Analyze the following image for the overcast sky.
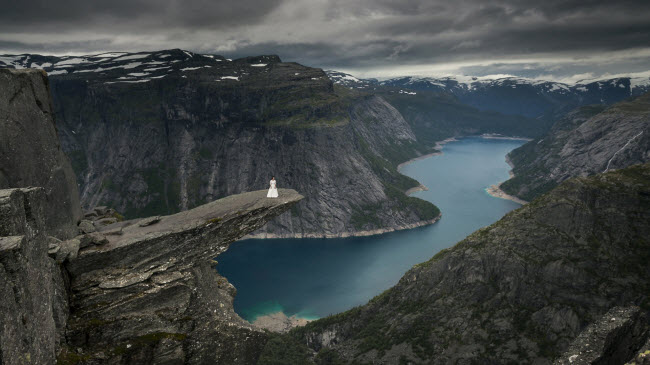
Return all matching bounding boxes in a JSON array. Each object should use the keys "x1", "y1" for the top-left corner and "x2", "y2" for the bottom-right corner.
[{"x1": 2, "y1": 0, "x2": 650, "y2": 82}]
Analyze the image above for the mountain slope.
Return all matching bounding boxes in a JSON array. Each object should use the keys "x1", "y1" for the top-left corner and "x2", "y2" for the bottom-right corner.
[
  {"x1": 0, "y1": 50, "x2": 439, "y2": 237},
  {"x1": 379, "y1": 91, "x2": 540, "y2": 147},
  {"x1": 501, "y1": 92, "x2": 650, "y2": 201},
  {"x1": 263, "y1": 163, "x2": 650, "y2": 364}
]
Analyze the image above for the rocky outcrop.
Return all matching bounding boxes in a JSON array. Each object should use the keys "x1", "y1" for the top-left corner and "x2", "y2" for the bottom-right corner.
[
  {"x1": 0, "y1": 188, "x2": 69, "y2": 365},
  {"x1": 555, "y1": 306, "x2": 648, "y2": 365},
  {"x1": 0, "y1": 68, "x2": 82, "y2": 239},
  {"x1": 0, "y1": 184, "x2": 302, "y2": 364},
  {"x1": 501, "y1": 93, "x2": 650, "y2": 201},
  {"x1": 5, "y1": 49, "x2": 438, "y2": 237},
  {"x1": 60, "y1": 189, "x2": 302, "y2": 364},
  {"x1": 273, "y1": 163, "x2": 650, "y2": 364},
  {"x1": 626, "y1": 338, "x2": 650, "y2": 365},
  {"x1": 0, "y1": 68, "x2": 305, "y2": 364}
]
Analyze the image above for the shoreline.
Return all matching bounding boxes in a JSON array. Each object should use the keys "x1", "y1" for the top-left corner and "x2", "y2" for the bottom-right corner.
[
  {"x1": 247, "y1": 134, "x2": 528, "y2": 240},
  {"x1": 484, "y1": 154, "x2": 529, "y2": 205},
  {"x1": 479, "y1": 133, "x2": 533, "y2": 141},
  {"x1": 405, "y1": 184, "x2": 428, "y2": 196},
  {"x1": 397, "y1": 137, "x2": 457, "y2": 172},
  {"x1": 252, "y1": 311, "x2": 314, "y2": 333},
  {"x1": 242, "y1": 214, "x2": 441, "y2": 240}
]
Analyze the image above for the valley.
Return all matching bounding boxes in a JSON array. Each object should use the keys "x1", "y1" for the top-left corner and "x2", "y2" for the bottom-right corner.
[
  {"x1": 1, "y1": 47, "x2": 649, "y2": 365},
  {"x1": 218, "y1": 137, "x2": 526, "y2": 327}
]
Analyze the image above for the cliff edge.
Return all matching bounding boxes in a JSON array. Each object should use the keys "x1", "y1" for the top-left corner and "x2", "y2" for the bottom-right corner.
[{"x1": 0, "y1": 68, "x2": 304, "y2": 364}]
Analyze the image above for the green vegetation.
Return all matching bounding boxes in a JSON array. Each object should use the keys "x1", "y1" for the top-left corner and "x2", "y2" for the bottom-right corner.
[
  {"x1": 257, "y1": 163, "x2": 650, "y2": 364},
  {"x1": 263, "y1": 85, "x2": 363, "y2": 129},
  {"x1": 384, "y1": 185, "x2": 440, "y2": 221},
  {"x1": 56, "y1": 332, "x2": 187, "y2": 365},
  {"x1": 381, "y1": 91, "x2": 545, "y2": 146},
  {"x1": 257, "y1": 334, "x2": 314, "y2": 365},
  {"x1": 315, "y1": 348, "x2": 346, "y2": 365},
  {"x1": 66, "y1": 150, "x2": 88, "y2": 185},
  {"x1": 350, "y1": 136, "x2": 440, "y2": 229},
  {"x1": 122, "y1": 165, "x2": 181, "y2": 219},
  {"x1": 350, "y1": 202, "x2": 383, "y2": 230},
  {"x1": 605, "y1": 92, "x2": 650, "y2": 114}
]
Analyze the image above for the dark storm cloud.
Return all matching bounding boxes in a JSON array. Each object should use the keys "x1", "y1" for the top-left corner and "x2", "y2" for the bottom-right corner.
[
  {"x1": 0, "y1": 0, "x2": 283, "y2": 31},
  {"x1": 2, "y1": 0, "x2": 650, "y2": 79}
]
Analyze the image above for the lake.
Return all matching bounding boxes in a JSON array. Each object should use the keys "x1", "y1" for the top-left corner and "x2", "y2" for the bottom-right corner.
[{"x1": 216, "y1": 136, "x2": 526, "y2": 322}]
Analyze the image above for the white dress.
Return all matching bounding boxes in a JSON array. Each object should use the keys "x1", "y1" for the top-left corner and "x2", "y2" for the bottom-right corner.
[{"x1": 267, "y1": 179, "x2": 278, "y2": 198}]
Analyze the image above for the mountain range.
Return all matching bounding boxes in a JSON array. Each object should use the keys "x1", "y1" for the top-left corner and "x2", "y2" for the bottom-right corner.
[
  {"x1": 327, "y1": 70, "x2": 650, "y2": 118},
  {"x1": 5, "y1": 50, "x2": 647, "y2": 238},
  {"x1": 1, "y1": 49, "x2": 441, "y2": 237},
  {"x1": 1, "y1": 51, "x2": 650, "y2": 364}
]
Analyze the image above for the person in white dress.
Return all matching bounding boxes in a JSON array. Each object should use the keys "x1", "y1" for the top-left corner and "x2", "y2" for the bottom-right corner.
[{"x1": 267, "y1": 176, "x2": 278, "y2": 198}]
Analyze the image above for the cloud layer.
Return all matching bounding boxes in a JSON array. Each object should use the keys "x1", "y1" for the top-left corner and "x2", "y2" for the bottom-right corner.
[{"x1": 2, "y1": 0, "x2": 650, "y2": 80}]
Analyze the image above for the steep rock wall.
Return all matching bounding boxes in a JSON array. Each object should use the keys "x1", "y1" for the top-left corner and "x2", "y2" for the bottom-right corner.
[
  {"x1": 501, "y1": 93, "x2": 650, "y2": 201},
  {"x1": 0, "y1": 188, "x2": 69, "y2": 365},
  {"x1": 0, "y1": 69, "x2": 81, "y2": 239},
  {"x1": 45, "y1": 52, "x2": 438, "y2": 237}
]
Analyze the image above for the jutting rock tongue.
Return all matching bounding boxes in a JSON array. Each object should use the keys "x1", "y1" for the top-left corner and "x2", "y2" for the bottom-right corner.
[
  {"x1": 64, "y1": 189, "x2": 303, "y2": 364},
  {"x1": 0, "y1": 68, "x2": 81, "y2": 240}
]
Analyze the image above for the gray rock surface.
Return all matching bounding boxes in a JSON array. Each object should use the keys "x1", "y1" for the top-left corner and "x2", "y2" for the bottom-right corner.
[
  {"x1": 0, "y1": 68, "x2": 82, "y2": 239},
  {"x1": 502, "y1": 93, "x2": 650, "y2": 201},
  {"x1": 78, "y1": 219, "x2": 96, "y2": 233},
  {"x1": 0, "y1": 188, "x2": 69, "y2": 365},
  {"x1": 61, "y1": 189, "x2": 303, "y2": 364},
  {"x1": 555, "y1": 306, "x2": 648, "y2": 365},
  {"x1": 0, "y1": 68, "x2": 306, "y2": 364},
  {"x1": 20, "y1": 50, "x2": 439, "y2": 237}
]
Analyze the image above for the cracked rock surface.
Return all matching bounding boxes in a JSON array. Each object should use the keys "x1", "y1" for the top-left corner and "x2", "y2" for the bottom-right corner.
[{"x1": 63, "y1": 189, "x2": 302, "y2": 364}]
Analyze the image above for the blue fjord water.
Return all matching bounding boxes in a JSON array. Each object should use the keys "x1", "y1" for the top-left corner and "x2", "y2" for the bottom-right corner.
[{"x1": 217, "y1": 137, "x2": 526, "y2": 322}]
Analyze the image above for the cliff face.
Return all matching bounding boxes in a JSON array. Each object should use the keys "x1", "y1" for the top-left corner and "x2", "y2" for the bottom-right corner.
[
  {"x1": 0, "y1": 68, "x2": 304, "y2": 364},
  {"x1": 7, "y1": 49, "x2": 437, "y2": 237},
  {"x1": 0, "y1": 69, "x2": 81, "y2": 239},
  {"x1": 0, "y1": 187, "x2": 70, "y2": 365},
  {"x1": 501, "y1": 92, "x2": 650, "y2": 201},
  {"x1": 273, "y1": 163, "x2": 650, "y2": 364}
]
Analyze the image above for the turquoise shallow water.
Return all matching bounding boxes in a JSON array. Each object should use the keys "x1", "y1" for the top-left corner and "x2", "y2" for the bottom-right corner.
[{"x1": 216, "y1": 137, "x2": 526, "y2": 322}]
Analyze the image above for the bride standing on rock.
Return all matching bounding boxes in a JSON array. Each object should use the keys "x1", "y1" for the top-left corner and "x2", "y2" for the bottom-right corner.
[{"x1": 267, "y1": 176, "x2": 278, "y2": 198}]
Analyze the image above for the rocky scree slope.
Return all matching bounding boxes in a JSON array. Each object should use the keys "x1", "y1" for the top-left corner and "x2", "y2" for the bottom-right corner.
[
  {"x1": 0, "y1": 50, "x2": 439, "y2": 238},
  {"x1": 0, "y1": 69, "x2": 304, "y2": 365},
  {"x1": 501, "y1": 92, "x2": 650, "y2": 201},
  {"x1": 264, "y1": 163, "x2": 650, "y2": 364}
]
